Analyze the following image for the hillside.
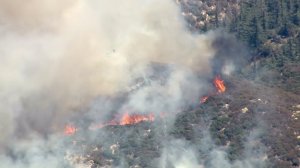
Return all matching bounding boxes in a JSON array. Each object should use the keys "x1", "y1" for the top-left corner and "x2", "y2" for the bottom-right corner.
[
  {"x1": 78, "y1": 1, "x2": 300, "y2": 167},
  {"x1": 66, "y1": 75, "x2": 299, "y2": 168},
  {"x1": 179, "y1": 0, "x2": 300, "y2": 94},
  {"x1": 0, "y1": 1, "x2": 299, "y2": 168}
]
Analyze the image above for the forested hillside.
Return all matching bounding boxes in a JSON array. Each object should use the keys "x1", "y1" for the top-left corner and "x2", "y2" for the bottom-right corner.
[
  {"x1": 236, "y1": 0, "x2": 300, "y2": 94},
  {"x1": 84, "y1": 1, "x2": 300, "y2": 167},
  {"x1": 86, "y1": 2, "x2": 300, "y2": 167},
  {"x1": 180, "y1": 0, "x2": 300, "y2": 93},
  {"x1": 177, "y1": 1, "x2": 300, "y2": 167},
  {"x1": 69, "y1": 1, "x2": 300, "y2": 168}
]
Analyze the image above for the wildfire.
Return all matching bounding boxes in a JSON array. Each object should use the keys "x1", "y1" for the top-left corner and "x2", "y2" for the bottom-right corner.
[
  {"x1": 64, "y1": 124, "x2": 77, "y2": 136},
  {"x1": 89, "y1": 113, "x2": 155, "y2": 130},
  {"x1": 65, "y1": 75, "x2": 227, "y2": 134},
  {"x1": 200, "y1": 75, "x2": 226, "y2": 104},
  {"x1": 214, "y1": 75, "x2": 226, "y2": 93},
  {"x1": 120, "y1": 113, "x2": 155, "y2": 125}
]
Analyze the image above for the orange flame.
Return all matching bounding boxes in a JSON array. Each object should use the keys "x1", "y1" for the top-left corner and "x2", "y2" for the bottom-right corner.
[
  {"x1": 64, "y1": 124, "x2": 77, "y2": 135},
  {"x1": 120, "y1": 113, "x2": 155, "y2": 125},
  {"x1": 200, "y1": 75, "x2": 226, "y2": 104},
  {"x1": 214, "y1": 75, "x2": 226, "y2": 93},
  {"x1": 67, "y1": 75, "x2": 227, "y2": 133},
  {"x1": 89, "y1": 113, "x2": 155, "y2": 130}
]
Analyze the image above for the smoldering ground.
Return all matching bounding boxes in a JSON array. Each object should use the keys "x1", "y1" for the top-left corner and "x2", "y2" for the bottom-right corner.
[{"x1": 0, "y1": 0, "x2": 259, "y2": 168}]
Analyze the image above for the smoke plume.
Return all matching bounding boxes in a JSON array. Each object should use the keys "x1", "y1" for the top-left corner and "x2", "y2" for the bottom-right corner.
[
  {"x1": 0, "y1": 0, "x2": 256, "y2": 167},
  {"x1": 0, "y1": 0, "x2": 214, "y2": 143}
]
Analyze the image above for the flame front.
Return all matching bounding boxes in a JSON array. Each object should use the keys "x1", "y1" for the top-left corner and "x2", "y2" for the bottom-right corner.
[
  {"x1": 89, "y1": 113, "x2": 155, "y2": 130},
  {"x1": 214, "y1": 75, "x2": 226, "y2": 93},
  {"x1": 120, "y1": 113, "x2": 155, "y2": 125}
]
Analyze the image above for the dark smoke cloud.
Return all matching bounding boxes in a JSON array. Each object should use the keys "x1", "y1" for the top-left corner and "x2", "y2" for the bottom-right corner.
[{"x1": 211, "y1": 31, "x2": 251, "y2": 76}]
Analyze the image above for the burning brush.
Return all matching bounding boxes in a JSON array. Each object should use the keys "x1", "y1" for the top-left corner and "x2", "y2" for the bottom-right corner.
[
  {"x1": 200, "y1": 75, "x2": 226, "y2": 103},
  {"x1": 64, "y1": 113, "x2": 155, "y2": 136},
  {"x1": 64, "y1": 75, "x2": 227, "y2": 136},
  {"x1": 89, "y1": 113, "x2": 155, "y2": 130},
  {"x1": 214, "y1": 75, "x2": 226, "y2": 93}
]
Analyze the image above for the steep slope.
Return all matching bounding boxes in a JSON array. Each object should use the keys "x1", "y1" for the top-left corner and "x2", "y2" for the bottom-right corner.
[
  {"x1": 66, "y1": 1, "x2": 300, "y2": 168},
  {"x1": 70, "y1": 75, "x2": 299, "y2": 168}
]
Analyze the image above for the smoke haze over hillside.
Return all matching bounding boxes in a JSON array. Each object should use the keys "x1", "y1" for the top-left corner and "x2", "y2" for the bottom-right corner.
[
  {"x1": 0, "y1": 0, "x2": 215, "y2": 142},
  {"x1": 0, "y1": 0, "x2": 261, "y2": 167}
]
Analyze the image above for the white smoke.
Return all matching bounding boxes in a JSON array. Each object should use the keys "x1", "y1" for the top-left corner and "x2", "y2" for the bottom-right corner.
[
  {"x1": 0, "y1": 135, "x2": 68, "y2": 168},
  {"x1": 159, "y1": 130, "x2": 267, "y2": 168},
  {"x1": 159, "y1": 139, "x2": 199, "y2": 168},
  {"x1": 122, "y1": 67, "x2": 207, "y2": 115},
  {"x1": 0, "y1": 0, "x2": 219, "y2": 167}
]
